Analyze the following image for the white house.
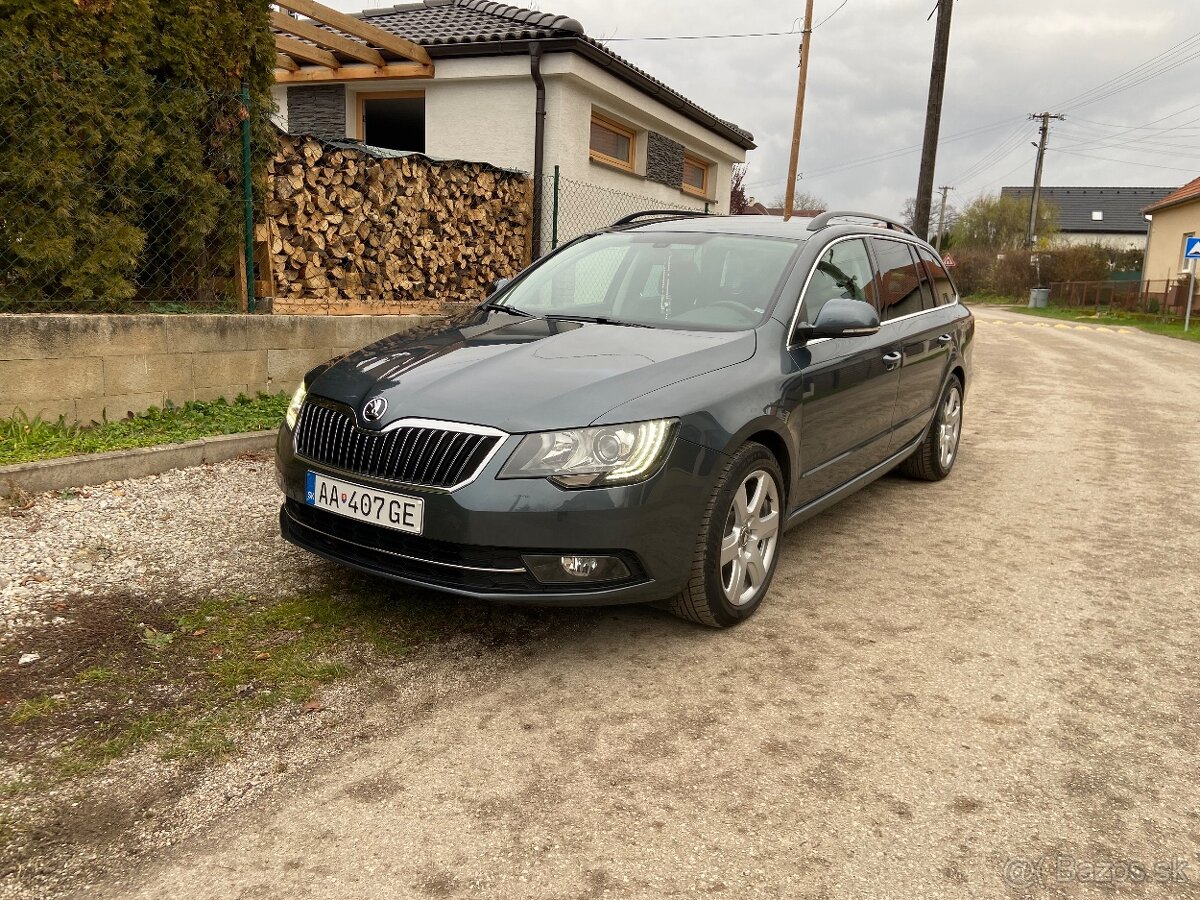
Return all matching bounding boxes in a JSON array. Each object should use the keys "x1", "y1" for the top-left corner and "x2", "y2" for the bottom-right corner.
[{"x1": 270, "y1": 0, "x2": 755, "y2": 252}]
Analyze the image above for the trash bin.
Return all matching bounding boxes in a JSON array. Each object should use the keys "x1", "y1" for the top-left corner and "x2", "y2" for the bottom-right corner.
[{"x1": 1028, "y1": 288, "x2": 1050, "y2": 308}]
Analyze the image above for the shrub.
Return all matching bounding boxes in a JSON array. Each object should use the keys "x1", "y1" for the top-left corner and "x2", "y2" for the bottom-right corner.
[{"x1": 0, "y1": 0, "x2": 275, "y2": 311}]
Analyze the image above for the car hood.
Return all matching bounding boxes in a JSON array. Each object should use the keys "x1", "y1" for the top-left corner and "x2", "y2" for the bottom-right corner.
[{"x1": 309, "y1": 311, "x2": 756, "y2": 434}]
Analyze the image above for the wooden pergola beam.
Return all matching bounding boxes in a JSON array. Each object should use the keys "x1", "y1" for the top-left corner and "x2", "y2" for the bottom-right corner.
[
  {"x1": 274, "y1": 0, "x2": 432, "y2": 66},
  {"x1": 275, "y1": 52, "x2": 300, "y2": 72},
  {"x1": 274, "y1": 35, "x2": 341, "y2": 69},
  {"x1": 274, "y1": 63, "x2": 434, "y2": 83},
  {"x1": 271, "y1": 10, "x2": 386, "y2": 68}
]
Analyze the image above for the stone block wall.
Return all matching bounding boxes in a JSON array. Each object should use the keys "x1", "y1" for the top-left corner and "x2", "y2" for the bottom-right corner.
[{"x1": 0, "y1": 314, "x2": 439, "y2": 424}]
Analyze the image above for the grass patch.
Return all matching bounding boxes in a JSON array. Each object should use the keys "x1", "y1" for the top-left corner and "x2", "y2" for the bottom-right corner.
[
  {"x1": 0, "y1": 393, "x2": 288, "y2": 466},
  {"x1": 4, "y1": 581, "x2": 487, "y2": 790},
  {"x1": 10, "y1": 696, "x2": 66, "y2": 724},
  {"x1": 1005, "y1": 305, "x2": 1200, "y2": 343}
]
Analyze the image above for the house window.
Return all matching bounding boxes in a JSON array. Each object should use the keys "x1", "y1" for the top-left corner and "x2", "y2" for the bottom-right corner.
[
  {"x1": 1092, "y1": 210, "x2": 1104, "y2": 221},
  {"x1": 681, "y1": 154, "x2": 710, "y2": 198},
  {"x1": 590, "y1": 114, "x2": 636, "y2": 171},
  {"x1": 358, "y1": 91, "x2": 425, "y2": 153}
]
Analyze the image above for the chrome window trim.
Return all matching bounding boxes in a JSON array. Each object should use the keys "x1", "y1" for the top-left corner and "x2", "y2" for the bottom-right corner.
[
  {"x1": 294, "y1": 411, "x2": 510, "y2": 494},
  {"x1": 869, "y1": 234, "x2": 962, "y2": 325},
  {"x1": 785, "y1": 232, "x2": 960, "y2": 349}
]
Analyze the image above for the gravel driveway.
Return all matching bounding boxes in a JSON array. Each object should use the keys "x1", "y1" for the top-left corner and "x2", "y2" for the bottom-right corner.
[{"x1": 6, "y1": 307, "x2": 1200, "y2": 899}]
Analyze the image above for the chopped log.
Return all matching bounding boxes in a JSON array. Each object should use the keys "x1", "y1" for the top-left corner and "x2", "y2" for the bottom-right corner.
[{"x1": 266, "y1": 130, "x2": 532, "y2": 315}]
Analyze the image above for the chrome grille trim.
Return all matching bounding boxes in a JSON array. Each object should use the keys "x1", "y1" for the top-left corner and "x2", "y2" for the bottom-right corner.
[{"x1": 294, "y1": 402, "x2": 507, "y2": 492}]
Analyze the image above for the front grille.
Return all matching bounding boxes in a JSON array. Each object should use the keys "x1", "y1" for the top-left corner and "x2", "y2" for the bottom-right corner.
[{"x1": 295, "y1": 401, "x2": 501, "y2": 490}]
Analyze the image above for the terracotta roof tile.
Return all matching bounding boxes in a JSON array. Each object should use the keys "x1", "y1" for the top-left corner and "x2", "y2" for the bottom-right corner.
[{"x1": 1143, "y1": 176, "x2": 1200, "y2": 213}]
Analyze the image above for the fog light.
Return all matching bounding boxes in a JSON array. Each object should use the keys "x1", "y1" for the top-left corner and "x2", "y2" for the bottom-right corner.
[{"x1": 523, "y1": 554, "x2": 631, "y2": 584}]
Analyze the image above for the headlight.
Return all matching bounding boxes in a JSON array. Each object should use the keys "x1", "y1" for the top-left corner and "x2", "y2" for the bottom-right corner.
[
  {"x1": 285, "y1": 380, "x2": 307, "y2": 429},
  {"x1": 499, "y1": 419, "x2": 677, "y2": 488}
]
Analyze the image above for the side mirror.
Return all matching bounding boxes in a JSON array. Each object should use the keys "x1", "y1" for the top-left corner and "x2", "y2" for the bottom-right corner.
[
  {"x1": 798, "y1": 298, "x2": 881, "y2": 341},
  {"x1": 486, "y1": 277, "x2": 512, "y2": 298}
]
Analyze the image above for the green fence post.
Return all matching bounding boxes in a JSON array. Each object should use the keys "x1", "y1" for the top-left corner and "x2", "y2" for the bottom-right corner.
[
  {"x1": 241, "y1": 81, "x2": 256, "y2": 313},
  {"x1": 551, "y1": 165, "x2": 560, "y2": 251}
]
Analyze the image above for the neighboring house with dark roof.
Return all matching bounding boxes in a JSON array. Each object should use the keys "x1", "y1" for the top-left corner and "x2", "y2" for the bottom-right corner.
[
  {"x1": 999, "y1": 186, "x2": 1169, "y2": 251},
  {"x1": 1140, "y1": 177, "x2": 1200, "y2": 283},
  {"x1": 271, "y1": 0, "x2": 755, "y2": 250}
]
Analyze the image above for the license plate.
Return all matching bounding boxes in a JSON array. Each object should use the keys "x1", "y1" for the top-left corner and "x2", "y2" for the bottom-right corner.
[{"x1": 305, "y1": 471, "x2": 424, "y2": 535}]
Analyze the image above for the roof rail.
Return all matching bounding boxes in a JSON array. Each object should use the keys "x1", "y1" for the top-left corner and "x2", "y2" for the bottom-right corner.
[
  {"x1": 806, "y1": 210, "x2": 917, "y2": 237},
  {"x1": 610, "y1": 209, "x2": 711, "y2": 228}
]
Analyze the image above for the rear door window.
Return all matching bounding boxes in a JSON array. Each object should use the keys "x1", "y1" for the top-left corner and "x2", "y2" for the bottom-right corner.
[
  {"x1": 872, "y1": 238, "x2": 925, "y2": 321},
  {"x1": 917, "y1": 247, "x2": 957, "y2": 306}
]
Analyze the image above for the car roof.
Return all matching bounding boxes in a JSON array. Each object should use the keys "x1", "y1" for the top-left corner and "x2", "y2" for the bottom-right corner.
[{"x1": 611, "y1": 214, "x2": 920, "y2": 243}]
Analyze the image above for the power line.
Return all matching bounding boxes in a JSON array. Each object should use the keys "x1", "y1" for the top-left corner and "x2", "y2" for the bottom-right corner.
[
  {"x1": 813, "y1": 0, "x2": 851, "y2": 30},
  {"x1": 1047, "y1": 148, "x2": 1200, "y2": 173},
  {"x1": 1053, "y1": 31, "x2": 1200, "y2": 109},
  {"x1": 601, "y1": 31, "x2": 798, "y2": 41},
  {"x1": 1056, "y1": 38, "x2": 1200, "y2": 112},
  {"x1": 746, "y1": 118, "x2": 1020, "y2": 189},
  {"x1": 951, "y1": 123, "x2": 1035, "y2": 184}
]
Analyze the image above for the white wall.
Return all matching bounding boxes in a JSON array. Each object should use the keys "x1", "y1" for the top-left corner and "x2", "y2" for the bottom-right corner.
[
  {"x1": 1052, "y1": 231, "x2": 1146, "y2": 251},
  {"x1": 540, "y1": 52, "x2": 746, "y2": 217},
  {"x1": 276, "y1": 52, "x2": 748, "y2": 215}
]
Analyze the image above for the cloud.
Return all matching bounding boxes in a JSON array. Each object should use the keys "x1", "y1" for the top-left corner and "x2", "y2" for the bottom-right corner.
[{"x1": 330, "y1": 0, "x2": 1198, "y2": 218}]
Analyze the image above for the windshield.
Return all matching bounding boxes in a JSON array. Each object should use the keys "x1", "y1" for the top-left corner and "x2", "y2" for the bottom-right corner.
[{"x1": 494, "y1": 231, "x2": 801, "y2": 331}]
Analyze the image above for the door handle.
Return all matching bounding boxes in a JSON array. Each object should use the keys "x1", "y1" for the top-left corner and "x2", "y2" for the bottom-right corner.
[
  {"x1": 882, "y1": 351, "x2": 903, "y2": 371},
  {"x1": 937, "y1": 333, "x2": 953, "y2": 345}
]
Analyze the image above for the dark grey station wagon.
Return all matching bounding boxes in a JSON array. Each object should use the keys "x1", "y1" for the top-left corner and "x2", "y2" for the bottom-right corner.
[{"x1": 276, "y1": 210, "x2": 973, "y2": 627}]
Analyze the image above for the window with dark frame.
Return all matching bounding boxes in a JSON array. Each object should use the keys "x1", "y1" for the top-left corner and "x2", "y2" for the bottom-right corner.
[{"x1": 590, "y1": 114, "x2": 636, "y2": 171}]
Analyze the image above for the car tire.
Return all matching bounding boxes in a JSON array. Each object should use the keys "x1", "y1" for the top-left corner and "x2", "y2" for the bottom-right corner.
[
  {"x1": 898, "y1": 375, "x2": 963, "y2": 482},
  {"x1": 667, "y1": 442, "x2": 784, "y2": 628}
]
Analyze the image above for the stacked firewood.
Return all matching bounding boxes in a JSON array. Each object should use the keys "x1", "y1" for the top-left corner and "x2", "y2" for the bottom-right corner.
[{"x1": 264, "y1": 133, "x2": 533, "y2": 314}]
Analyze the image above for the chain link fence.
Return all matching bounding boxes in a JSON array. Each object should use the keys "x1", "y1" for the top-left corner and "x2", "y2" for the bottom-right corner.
[
  {"x1": 538, "y1": 167, "x2": 709, "y2": 258},
  {"x1": 1048, "y1": 279, "x2": 1197, "y2": 320},
  {"x1": 1, "y1": 56, "x2": 270, "y2": 314},
  {"x1": 3, "y1": 59, "x2": 716, "y2": 314}
]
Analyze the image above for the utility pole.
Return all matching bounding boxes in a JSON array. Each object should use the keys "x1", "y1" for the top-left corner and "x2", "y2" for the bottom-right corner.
[
  {"x1": 782, "y1": 0, "x2": 816, "y2": 222},
  {"x1": 1026, "y1": 112, "x2": 1065, "y2": 248},
  {"x1": 913, "y1": 0, "x2": 954, "y2": 241},
  {"x1": 934, "y1": 185, "x2": 953, "y2": 251}
]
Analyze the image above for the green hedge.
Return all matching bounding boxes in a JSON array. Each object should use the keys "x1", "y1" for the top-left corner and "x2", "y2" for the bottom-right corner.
[{"x1": 0, "y1": 0, "x2": 275, "y2": 311}]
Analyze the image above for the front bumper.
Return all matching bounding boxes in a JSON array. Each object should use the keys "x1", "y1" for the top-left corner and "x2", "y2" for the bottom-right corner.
[{"x1": 275, "y1": 425, "x2": 724, "y2": 606}]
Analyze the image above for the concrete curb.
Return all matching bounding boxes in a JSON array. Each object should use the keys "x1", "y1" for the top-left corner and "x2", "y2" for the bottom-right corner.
[{"x1": 0, "y1": 430, "x2": 277, "y2": 497}]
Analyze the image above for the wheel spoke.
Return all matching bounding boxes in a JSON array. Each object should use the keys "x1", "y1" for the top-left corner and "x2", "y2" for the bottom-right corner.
[
  {"x1": 745, "y1": 544, "x2": 767, "y2": 587},
  {"x1": 732, "y1": 486, "x2": 751, "y2": 526},
  {"x1": 726, "y1": 557, "x2": 746, "y2": 600},
  {"x1": 756, "y1": 507, "x2": 780, "y2": 534},
  {"x1": 720, "y1": 531, "x2": 740, "y2": 566},
  {"x1": 746, "y1": 476, "x2": 767, "y2": 520}
]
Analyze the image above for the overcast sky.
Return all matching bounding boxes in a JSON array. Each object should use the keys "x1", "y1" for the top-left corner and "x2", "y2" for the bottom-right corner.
[{"x1": 334, "y1": 0, "x2": 1198, "y2": 216}]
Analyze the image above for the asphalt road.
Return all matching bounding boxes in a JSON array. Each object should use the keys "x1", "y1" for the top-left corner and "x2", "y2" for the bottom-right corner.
[{"x1": 97, "y1": 308, "x2": 1200, "y2": 899}]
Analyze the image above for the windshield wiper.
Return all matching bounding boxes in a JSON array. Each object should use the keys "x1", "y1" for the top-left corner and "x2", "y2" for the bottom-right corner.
[
  {"x1": 543, "y1": 314, "x2": 651, "y2": 328},
  {"x1": 479, "y1": 301, "x2": 534, "y2": 317}
]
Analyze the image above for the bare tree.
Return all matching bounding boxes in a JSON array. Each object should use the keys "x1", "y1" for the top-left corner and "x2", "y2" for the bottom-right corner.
[
  {"x1": 770, "y1": 189, "x2": 827, "y2": 213},
  {"x1": 729, "y1": 164, "x2": 751, "y2": 214}
]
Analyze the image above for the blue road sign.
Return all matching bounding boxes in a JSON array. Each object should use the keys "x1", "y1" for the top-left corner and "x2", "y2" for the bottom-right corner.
[{"x1": 1186, "y1": 236, "x2": 1200, "y2": 259}]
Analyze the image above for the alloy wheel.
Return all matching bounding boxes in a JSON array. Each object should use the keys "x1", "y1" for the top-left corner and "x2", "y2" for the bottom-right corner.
[
  {"x1": 938, "y1": 385, "x2": 963, "y2": 470},
  {"x1": 720, "y1": 469, "x2": 781, "y2": 606}
]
